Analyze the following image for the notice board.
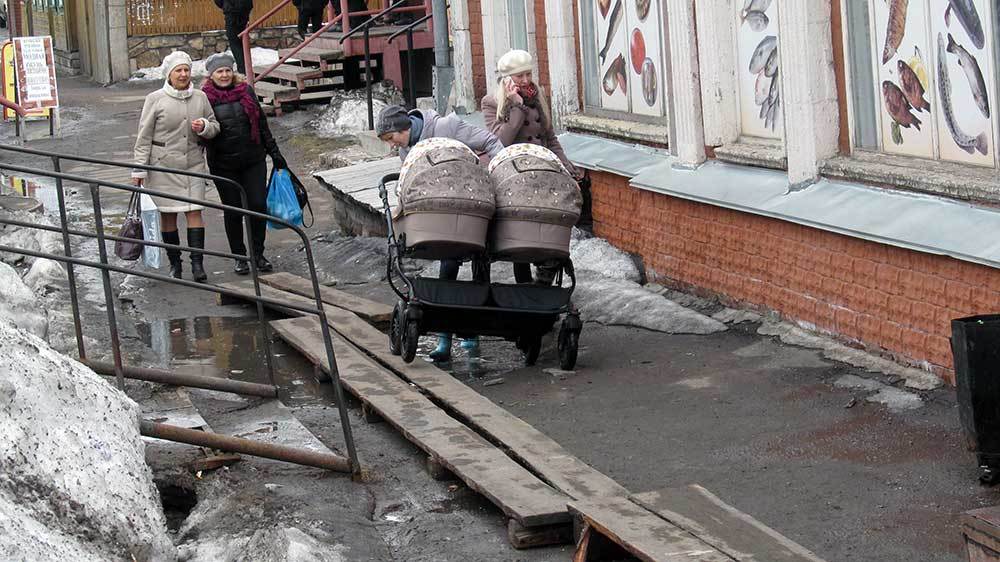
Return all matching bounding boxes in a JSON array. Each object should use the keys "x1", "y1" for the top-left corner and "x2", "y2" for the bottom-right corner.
[{"x1": 12, "y1": 36, "x2": 59, "y2": 111}]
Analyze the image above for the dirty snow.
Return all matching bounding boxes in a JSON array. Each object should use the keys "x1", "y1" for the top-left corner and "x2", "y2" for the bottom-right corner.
[
  {"x1": 0, "y1": 319, "x2": 177, "y2": 561},
  {"x1": 311, "y1": 82, "x2": 404, "y2": 138},
  {"x1": 569, "y1": 232, "x2": 641, "y2": 283},
  {"x1": 834, "y1": 374, "x2": 923, "y2": 411},
  {"x1": 0, "y1": 261, "x2": 47, "y2": 339},
  {"x1": 130, "y1": 48, "x2": 284, "y2": 81}
]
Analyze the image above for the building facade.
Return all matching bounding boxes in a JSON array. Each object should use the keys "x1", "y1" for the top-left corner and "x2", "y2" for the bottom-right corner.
[{"x1": 459, "y1": 0, "x2": 1000, "y2": 385}]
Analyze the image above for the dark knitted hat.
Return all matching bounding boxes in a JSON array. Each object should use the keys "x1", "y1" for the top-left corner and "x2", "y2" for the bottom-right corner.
[{"x1": 376, "y1": 105, "x2": 411, "y2": 136}]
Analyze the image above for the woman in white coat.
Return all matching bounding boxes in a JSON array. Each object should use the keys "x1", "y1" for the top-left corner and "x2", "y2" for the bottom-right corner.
[{"x1": 132, "y1": 51, "x2": 220, "y2": 282}]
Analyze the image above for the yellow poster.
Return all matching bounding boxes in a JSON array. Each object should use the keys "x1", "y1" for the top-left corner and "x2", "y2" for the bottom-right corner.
[{"x1": 2, "y1": 40, "x2": 50, "y2": 121}]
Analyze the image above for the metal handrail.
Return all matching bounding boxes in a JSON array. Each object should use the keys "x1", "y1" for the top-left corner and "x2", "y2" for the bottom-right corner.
[
  {"x1": 338, "y1": 0, "x2": 407, "y2": 43},
  {"x1": 250, "y1": 13, "x2": 343, "y2": 85},
  {"x1": 0, "y1": 147, "x2": 361, "y2": 473},
  {"x1": 387, "y1": 12, "x2": 432, "y2": 109}
]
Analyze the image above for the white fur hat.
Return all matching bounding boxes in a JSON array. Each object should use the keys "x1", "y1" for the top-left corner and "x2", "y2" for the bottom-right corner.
[
  {"x1": 496, "y1": 49, "x2": 533, "y2": 78},
  {"x1": 162, "y1": 50, "x2": 193, "y2": 78}
]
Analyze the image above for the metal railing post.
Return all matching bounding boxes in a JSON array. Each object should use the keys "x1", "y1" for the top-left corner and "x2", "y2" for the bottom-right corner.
[
  {"x1": 88, "y1": 182, "x2": 125, "y2": 391},
  {"x1": 51, "y1": 155, "x2": 86, "y2": 361},
  {"x1": 406, "y1": 28, "x2": 415, "y2": 109},
  {"x1": 364, "y1": 25, "x2": 373, "y2": 130}
]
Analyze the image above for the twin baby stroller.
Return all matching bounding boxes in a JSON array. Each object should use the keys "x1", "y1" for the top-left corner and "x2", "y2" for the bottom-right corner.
[{"x1": 378, "y1": 139, "x2": 583, "y2": 369}]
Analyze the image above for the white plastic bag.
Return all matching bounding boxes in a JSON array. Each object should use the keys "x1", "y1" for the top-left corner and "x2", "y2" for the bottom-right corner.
[{"x1": 140, "y1": 194, "x2": 162, "y2": 269}]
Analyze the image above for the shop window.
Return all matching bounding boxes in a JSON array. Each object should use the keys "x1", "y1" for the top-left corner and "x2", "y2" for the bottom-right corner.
[
  {"x1": 734, "y1": 0, "x2": 782, "y2": 140},
  {"x1": 578, "y1": 0, "x2": 667, "y2": 119},
  {"x1": 845, "y1": 0, "x2": 996, "y2": 167}
]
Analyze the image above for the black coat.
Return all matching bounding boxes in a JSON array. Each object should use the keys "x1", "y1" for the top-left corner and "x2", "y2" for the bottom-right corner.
[
  {"x1": 205, "y1": 87, "x2": 282, "y2": 171},
  {"x1": 214, "y1": 0, "x2": 253, "y2": 14},
  {"x1": 292, "y1": 0, "x2": 327, "y2": 11}
]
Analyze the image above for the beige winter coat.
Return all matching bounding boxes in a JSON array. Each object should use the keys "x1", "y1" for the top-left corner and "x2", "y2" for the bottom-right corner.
[{"x1": 132, "y1": 86, "x2": 220, "y2": 213}]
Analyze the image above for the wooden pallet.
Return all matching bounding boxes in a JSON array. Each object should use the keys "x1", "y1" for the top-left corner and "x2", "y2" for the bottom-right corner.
[
  {"x1": 251, "y1": 80, "x2": 300, "y2": 116},
  {"x1": 253, "y1": 63, "x2": 324, "y2": 90}
]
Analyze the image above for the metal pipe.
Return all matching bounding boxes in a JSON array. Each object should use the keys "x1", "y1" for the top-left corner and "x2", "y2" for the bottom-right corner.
[
  {"x1": 431, "y1": 0, "x2": 452, "y2": 113},
  {"x1": 364, "y1": 26, "x2": 373, "y2": 130},
  {"x1": 51, "y1": 156, "x2": 86, "y2": 362},
  {"x1": 89, "y1": 183, "x2": 125, "y2": 391},
  {"x1": 406, "y1": 28, "x2": 416, "y2": 108},
  {"x1": 139, "y1": 421, "x2": 352, "y2": 473},
  {"x1": 86, "y1": 361, "x2": 278, "y2": 398}
]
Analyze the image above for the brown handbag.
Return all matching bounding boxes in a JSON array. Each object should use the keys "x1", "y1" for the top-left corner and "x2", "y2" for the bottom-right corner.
[{"x1": 114, "y1": 192, "x2": 145, "y2": 261}]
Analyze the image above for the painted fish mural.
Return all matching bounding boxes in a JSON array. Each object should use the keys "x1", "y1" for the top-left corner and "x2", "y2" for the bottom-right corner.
[
  {"x1": 599, "y1": 0, "x2": 623, "y2": 65},
  {"x1": 602, "y1": 54, "x2": 627, "y2": 96},
  {"x1": 641, "y1": 57, "x2": 656, "y2": 107},
  {"x1": 882, "y1": 0, "x2": 908, "y2": 65},
  {"x1": 945, "y1": 0, "x2": 985, "y2": 50},
  {"x1": 897, "y1": 60, "x2": 930, "y2": 113},
  {"x1": 636, "y1": 0, "x2": 650, "y2": 22},
  {"x1": 598, "y1": 0, "x2": 611, "y2": 18},
  {"x1": 936, "y1": 33, "x2": 988, "y2": 155},
  {"x1": 740, "y1": 0, "x2": 772, "y2": 18},
  {"x1": 742, "y1": 10, "x2": 768, "y2": 32},
  {"x1": 883, "y1": 81, "x2": 921, "y2": 130},
  {"x1": 748, "y1": 35, "x2": 777, "y2": 74},
  {"x1": 945, "y1": 33, "x2": 990, "y2": 119}
]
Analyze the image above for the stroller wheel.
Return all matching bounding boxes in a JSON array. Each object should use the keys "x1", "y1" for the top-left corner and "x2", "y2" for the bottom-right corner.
[
  {"x1": 389, "y1": 301, "x2": 404, "y2": 356},
  {"x1": 558, "y1": 323, "x2": 579, "y2": 370},
  {"x1": 522, "y1": 336, "x2": 542, "y2": 366},
  {"x1": 401, "y1": 320, "x2": 419, "y2": 363}
]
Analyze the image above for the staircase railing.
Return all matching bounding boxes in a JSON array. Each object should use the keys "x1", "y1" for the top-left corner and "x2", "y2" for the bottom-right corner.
[
  {"x1": 387, "y1": 12, "x2": 432, "y2": 109},
  {"x1": 339, "y1": 0, "x2": 409, "y2": 129},
  {"x1": 0, "y1": 145, "x2": 361, "y2": 474}
]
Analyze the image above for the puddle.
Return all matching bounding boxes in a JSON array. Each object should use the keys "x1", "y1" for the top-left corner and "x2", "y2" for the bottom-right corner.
[
  {"x1": 0, "y1": 173, "x2": 58, "y2": 212},
  {"x1": 135, "y1": 315, "x2": 340, "y2": 407}
]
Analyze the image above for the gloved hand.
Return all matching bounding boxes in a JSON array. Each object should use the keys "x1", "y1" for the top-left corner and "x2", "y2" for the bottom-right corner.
[{"x1": 272, "y1": 154, "x2": 287, "y2": 170}]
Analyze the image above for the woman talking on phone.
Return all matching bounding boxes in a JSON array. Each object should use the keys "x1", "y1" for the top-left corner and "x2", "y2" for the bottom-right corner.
[{"x1": 481, "y1": 49, "x2": 583, "y2": 284}]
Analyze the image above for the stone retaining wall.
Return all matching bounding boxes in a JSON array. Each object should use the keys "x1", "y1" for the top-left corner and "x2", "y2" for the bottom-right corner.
[{"x1": 127, "y1": 26, "x2": 301, "y2": 73}]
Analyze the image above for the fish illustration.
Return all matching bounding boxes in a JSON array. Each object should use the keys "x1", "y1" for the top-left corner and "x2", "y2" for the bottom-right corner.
[
  {"x1": 754, "y1": 72, "x2": 771, "y2": 105},
  {"x1": 882, "y1": 80, "x2": 922, "y2": 130},
  {"x1": 945, "y1": 0, "x2": 984, "y2": 50},
  {"x1": 882, "y1": 0, "x2": 908, "y2": 64},
  {"x1": 748, "y1": 35, "x2": 777, "y2": 74},
  {"x1": 742, "y1": 10, "x2": 769, "y2": 32},
  {"x1": 936, "y1": 33, "x2": 988, "y2": 155},
  {"x1": 908, "y1": 46, "x2": 929, "y2": 89},
  {"x1": 740, "y1": 0, "x2": 772, "y2": 17},
  {"x1": 946, "y1": 33, "x2": 990, "y2": 118},
  {"x1": 598, "y1": 0, "x2": 611, "y2": 18},
  {"x1": 599, "y1": 0, "x2": 623, "y2": 65},
  {"x1": 764, "y1": 49, "x2": 779, "y2": 77},
  {"x1": 636, "y1": 0, "x2": 651, "y2": 22},
  {"x1": 641, "y1": 57, "x2": 657, "y2": 106},
  {"x1": 897, "y1": 60, "x2": 930, "y2": 112},
  {"x1": 602, "y1": 54, "x2": 627, "y2": 96}
]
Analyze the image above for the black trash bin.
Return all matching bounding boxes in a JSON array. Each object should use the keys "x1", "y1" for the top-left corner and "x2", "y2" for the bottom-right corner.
[{"x1": 952, "y1": 314, "x2": 1000, "y2": 484}]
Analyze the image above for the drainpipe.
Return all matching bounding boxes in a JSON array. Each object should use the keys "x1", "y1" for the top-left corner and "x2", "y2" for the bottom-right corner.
[{"x1": 431, "y1": 0, "x2": 452, "y2": 113}]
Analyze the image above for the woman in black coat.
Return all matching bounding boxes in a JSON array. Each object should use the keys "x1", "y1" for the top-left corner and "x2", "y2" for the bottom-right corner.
[{"x1": 202, "y1": 52, "x2": 287, "y2": 274}]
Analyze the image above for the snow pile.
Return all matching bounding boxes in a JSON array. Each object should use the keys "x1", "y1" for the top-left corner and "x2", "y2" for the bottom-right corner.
[
  {"x1": 0, "y1": 206, "x2": 65, "y2": 292},
  {"x1": 0, "y1": 261, "x2": 47, "y2": 339},
  {"x1": 311, "y1": 82, "x2": 405, "y2": 138},
  {"x1": 569, "y1": 233, "x2": 641, "y2": 283},
  {"x1": 0, "y1": 319, "x2": 177, "y2": 561},
  {"x1": 130, "y1": 48, "x2": 283, "y2": 81}
]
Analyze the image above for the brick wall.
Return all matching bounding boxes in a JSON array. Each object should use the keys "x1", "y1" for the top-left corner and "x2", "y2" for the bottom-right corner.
[
  {"x1": 468, "y1": 0, "x2": 486, "y2": 105},
  {"x1": 532, "y1": 0, "x2": 550, "y2": 96},
  {"x1": 589, "y1": 170, "x2": 998, "y2": 384}
]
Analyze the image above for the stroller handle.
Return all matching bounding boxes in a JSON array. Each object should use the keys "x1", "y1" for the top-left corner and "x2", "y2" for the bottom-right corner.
[{"x1": 378, "y1": 173, "x2": 400, "y2": 202}]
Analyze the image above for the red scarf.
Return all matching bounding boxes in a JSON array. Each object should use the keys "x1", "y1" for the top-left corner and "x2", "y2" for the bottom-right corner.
[
  {"x1": 202, "y1": 80, "x2": 261, "y2": 144},
  {"x1": 518, "y1": 83, "x2": 538, "y2": 101}
]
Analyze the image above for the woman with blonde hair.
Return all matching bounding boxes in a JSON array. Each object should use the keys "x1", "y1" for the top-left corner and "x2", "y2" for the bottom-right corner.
[
  {"x1": 133, "y1": 50, "x2": 220, "y2": 282},
  {"x1": 481, "y1": 49, "x2": 583, "y2": 284},
  {"x1": 201, "y1": 53, "x2": 287, "y2": 275}
]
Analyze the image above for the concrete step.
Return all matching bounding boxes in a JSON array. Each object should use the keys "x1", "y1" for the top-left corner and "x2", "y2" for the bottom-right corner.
[{"x1": 252, "y1": 80, "x2": 300, "y2": 103}]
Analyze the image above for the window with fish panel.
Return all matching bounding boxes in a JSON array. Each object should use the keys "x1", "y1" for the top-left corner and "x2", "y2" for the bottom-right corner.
[
  {"x1": 578, "y1": 0, "x2": 667, "y2": 120},
  {"x1": 844, "y1": 0, "x2": 997, "y2": 168},
  {"x1": 737, "y1": 0, "x2": 782, "y2": 141}
]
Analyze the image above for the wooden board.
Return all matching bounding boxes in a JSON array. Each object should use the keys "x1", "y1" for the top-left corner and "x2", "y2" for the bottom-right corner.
[
  {"x1": 219, "y1": 277, "x2": 629, "y2": 502},
  {"x1": 271, "y1": 315, "x2": 572, "y2": 527},
  {"x1": 630, "y1": 486, "x2": 825, "y2": 562},
  {"x1": 279, "y1": 46, "x2": 344, "y2": 63},
  {"x1": 313, "y1": 157, "x2": 400, "y2": 197},
  {"x1": 252, "y1": 80, "x2": 300, "y2": 102},
  {"x1": 259, "y1": 272, "x2": 392, "y2": 326},
  {"x1": 568, "y1": 497, "x2": 731, "y2": 562}
]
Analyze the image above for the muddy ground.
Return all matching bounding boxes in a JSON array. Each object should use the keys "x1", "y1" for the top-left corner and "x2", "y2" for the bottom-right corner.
[{"x1": 2, "y1": 74, "x2": 997, "y2": 562}]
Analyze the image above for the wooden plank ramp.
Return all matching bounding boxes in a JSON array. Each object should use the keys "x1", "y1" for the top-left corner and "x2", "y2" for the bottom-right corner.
[
  {"x1": 258, "y1": 271, "x2": 392, "y2": 327},
  {"x1": 630, "y1": 486, "x2": 826, "y2": 562},
  {"x1": 219, "y1": 276, "x2": 629, "y2": 503},
  {"x1": 568, "y1": 496, "x2": 733, "y2": 562},
  {"x1": 271, "y1": 315, "x2": 571, "y2": 529}
]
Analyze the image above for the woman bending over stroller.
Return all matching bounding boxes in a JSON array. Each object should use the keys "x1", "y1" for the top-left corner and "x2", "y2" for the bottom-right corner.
[{"x1": 377, "y1": 104, "x2": 504, "y2": 361}]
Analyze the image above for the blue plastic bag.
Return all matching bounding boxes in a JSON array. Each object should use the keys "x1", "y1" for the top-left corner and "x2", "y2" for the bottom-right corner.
[{"x1": 266, "y1": 168, "x2": 303, "y2": 230}]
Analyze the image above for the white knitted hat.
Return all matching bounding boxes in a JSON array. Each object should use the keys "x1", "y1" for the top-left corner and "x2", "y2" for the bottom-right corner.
[
  {"x1": 496, "y1": 49, "x2": 533, "y2": 78},
  {"x1": 162, "y1": 51, "x2": 193, "y2": 78}
]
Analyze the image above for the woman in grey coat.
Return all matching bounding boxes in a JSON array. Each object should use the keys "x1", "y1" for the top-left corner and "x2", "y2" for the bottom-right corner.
[
  {"x1": 132, "y1": 51, "x2": 220, "y2": 282},
  {"x1": 377, "y1": 104, "x2": 503, "y2": 360}
]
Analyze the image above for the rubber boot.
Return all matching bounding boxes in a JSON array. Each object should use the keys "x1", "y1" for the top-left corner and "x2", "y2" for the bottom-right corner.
[
  {"x1": 162, "y1": 230, "x2": 182, "y2": 279},
  {"x1": 429, "y1": 333, "x2": 452, "y2": 361},
  {"x1": 188, "y1": 227, "x2": 208, "y2": 283},
  {"x1": 460, "y1": 336, "x2": 479, "y2": 354}
]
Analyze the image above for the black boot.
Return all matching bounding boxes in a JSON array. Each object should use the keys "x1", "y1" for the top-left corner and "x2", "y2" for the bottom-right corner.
[
  {"x1": 162, "y1": 230, "x2": 182, "y2": 279},
  {"x1": 188, "y1": 227, "x2": 208, "y2": 283}
]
